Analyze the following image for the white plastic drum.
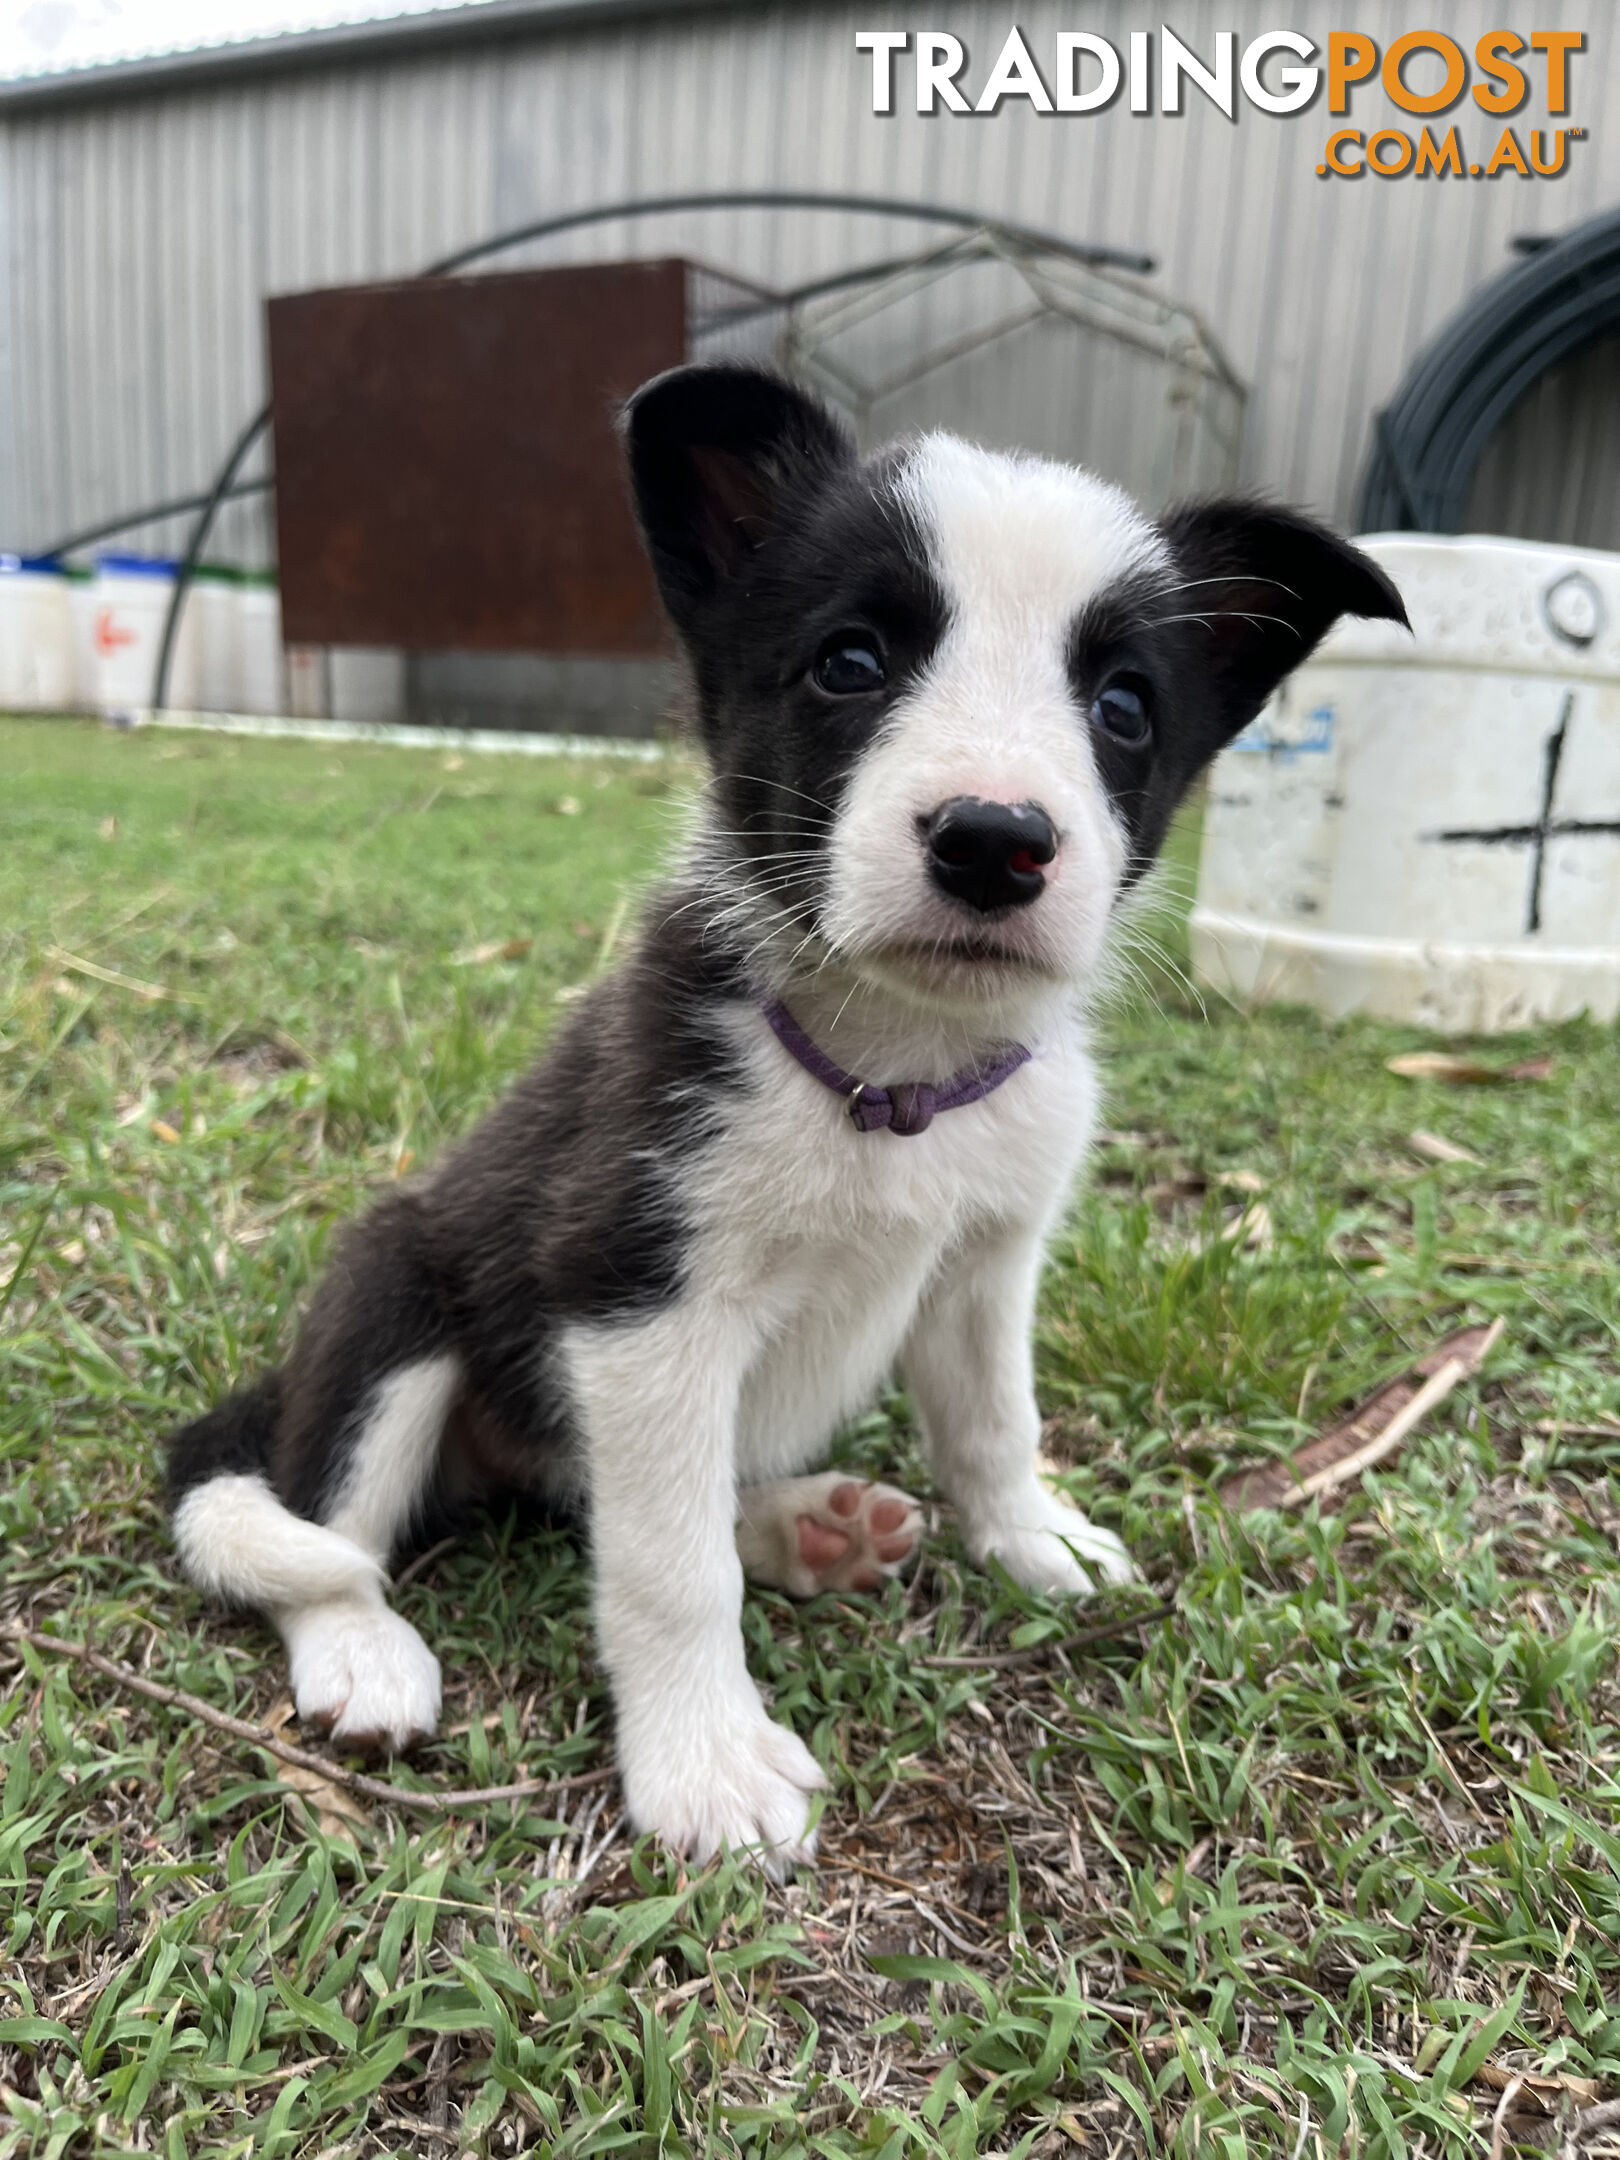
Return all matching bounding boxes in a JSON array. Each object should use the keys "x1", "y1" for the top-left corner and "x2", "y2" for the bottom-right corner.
[
  {"x1": 0, "y1": 557, "x2": 76, "y2": 710},
  {"x1": 188, "y1": 569, "x2": 241, "y2": 713},
  {"x1": 92, "y1": 555, "x2": 199, "y2": 716},
  {"x1": 237, "y1": 577, "x2": 287, "y2": 715},
  {"x1": 1191, "y1": 534, "x2": 1620, "y2": 1032},
  {"x1": 66, "y1": 572, "x2": 99, "y2": 708}
]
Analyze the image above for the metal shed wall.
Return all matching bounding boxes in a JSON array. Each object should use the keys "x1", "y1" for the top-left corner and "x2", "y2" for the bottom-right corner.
[{"x1": 0, "y1": 0, "x2": 1610, "y2": 566}]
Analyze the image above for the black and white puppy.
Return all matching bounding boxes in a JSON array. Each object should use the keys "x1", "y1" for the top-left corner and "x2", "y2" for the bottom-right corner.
[{"x1": 167, "y1": 364, "x2": 1405, "y2": 1869}]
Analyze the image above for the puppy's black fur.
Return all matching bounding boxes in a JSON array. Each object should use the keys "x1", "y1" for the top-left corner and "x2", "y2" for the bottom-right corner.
[{"x1": 168, "y1": 908, "x2": 752, "y2": 1534}]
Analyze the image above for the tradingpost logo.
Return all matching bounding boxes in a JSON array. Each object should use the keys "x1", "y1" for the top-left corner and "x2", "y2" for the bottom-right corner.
[{"x1": 855, "y1": 27, "x2": 1587, "y2": 179}]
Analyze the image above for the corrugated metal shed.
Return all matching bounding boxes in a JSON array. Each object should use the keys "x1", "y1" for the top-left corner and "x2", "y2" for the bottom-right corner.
[{"x1": 0, "y1": 0, "x2": 1611, "y2": 567}]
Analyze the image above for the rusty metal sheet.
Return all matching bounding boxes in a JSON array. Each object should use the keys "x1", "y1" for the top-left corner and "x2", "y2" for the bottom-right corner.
[{"x1": 268, "y1": 258, "x2": 688, "y2": 654}]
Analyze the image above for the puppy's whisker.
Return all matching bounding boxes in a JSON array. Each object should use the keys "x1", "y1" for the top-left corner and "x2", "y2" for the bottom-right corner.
[
  {"x1": 716, "y1": 772, "x2": 836, "y2": 816},
  {"x1": 661, "y1": 869, "x2": 821, "y2": 932},
  {"x1": 1134, "y1": 609, "x2": 1299, "y2": 635},
  {"x1": 1138, "y1": 573, "x2": 1303, "y2": 601}
]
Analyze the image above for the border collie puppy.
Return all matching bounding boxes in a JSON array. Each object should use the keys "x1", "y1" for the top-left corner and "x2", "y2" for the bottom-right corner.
[{"x1": 166, "y1": 365, "x2": 1404, "y2": 1869}]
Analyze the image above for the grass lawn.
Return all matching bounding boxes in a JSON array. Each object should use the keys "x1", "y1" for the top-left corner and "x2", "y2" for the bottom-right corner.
[{"x1": 3, "y1": 712, "x2": 1620, "y2": 2160}]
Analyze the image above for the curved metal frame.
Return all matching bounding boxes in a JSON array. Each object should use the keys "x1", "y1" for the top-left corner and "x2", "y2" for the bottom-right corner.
[
  {"x1": 1356, "y1": 204, "x2": 1620, "y2": 534},
  {"x1": 781, "y1": 226, "x2": 1246, "y2": 510},
  {"x1": 146, "y1": 189, "x2": 1157, "y2": 710}
]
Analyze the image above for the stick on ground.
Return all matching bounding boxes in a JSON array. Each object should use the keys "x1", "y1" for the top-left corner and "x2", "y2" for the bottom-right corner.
[
  {"x1": 1219, "y1": 1319, "x2": 1505, "y2": 1512},
  {"x1": 8, "y1": 1623, "x2": 613, "y2": 1815},
  {"x1": 919, "y1": 1597, "x2": 1177, "y2": 1670}
]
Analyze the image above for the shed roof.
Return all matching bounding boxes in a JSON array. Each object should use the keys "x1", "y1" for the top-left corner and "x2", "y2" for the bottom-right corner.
[{"x1": 0, "y1": 0, "x2": 744, "y2": 112}]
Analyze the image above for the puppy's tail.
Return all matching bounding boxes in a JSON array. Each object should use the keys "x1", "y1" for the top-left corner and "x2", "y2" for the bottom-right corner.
[{"x1": 166, "y1": 1376, "x2": 385, "y2": 1612}]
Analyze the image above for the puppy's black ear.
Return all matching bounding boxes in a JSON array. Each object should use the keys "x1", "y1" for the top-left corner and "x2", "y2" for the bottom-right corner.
[
  {"x1": 1159, "y1": 501, "x2": 1409, "y2": 742},
  {"x1": 623, "y1": 365, "x2": 853, "y2": 629}
]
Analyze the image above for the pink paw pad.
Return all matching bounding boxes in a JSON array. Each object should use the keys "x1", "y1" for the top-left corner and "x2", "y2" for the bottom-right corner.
[
  {"x1": 793, "y1": 1479, "x2": 923, "y2": 1595},
  {"x1": 797, "y1": 1517, "x2": 852, "y2": 1570}
]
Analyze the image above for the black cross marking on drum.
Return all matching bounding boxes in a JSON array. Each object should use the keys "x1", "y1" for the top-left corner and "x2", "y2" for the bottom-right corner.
[{"x1": 1434, "y1": 693, "x2": 1620, "y2": 934}]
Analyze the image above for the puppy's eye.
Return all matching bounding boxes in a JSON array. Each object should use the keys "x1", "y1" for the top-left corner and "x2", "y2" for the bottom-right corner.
[
  {"x1": 812, "y1": 639, "x2": 886, "y2": 696},
  {"x1": 1092, "y1": 681, "x2": 1151, "y2": 748}
]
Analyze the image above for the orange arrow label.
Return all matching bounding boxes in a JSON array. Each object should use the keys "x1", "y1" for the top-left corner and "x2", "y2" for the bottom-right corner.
[{"x1": 93, "y1": 607, "x2": 138, "y2": 656}]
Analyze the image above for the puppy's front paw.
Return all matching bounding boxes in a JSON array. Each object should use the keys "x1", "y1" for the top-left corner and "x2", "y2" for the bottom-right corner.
[
  {"x1": 973, "y1": 1484, "x2": 1138, "y2": 1599},
  {"x1": 619, "y1": 1695, "x2": 825, "y2": 1877},
  {"x1": 281, "y1": 1595, "x2": 442, "y2": 1753}
]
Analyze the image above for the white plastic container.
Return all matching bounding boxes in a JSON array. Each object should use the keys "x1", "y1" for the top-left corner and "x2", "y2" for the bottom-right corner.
[
  {"x1": 1192, "y1": 535, "x2": 1620, "y2": 1032},
  {"x1": 66, "y1": 572, "x2": 99, "y2": 708},
  {"x1": 0, "y1": 557, "x2": 76, "y2": 710},
  {"x1": 188, "y1": 569, "x2": 241, "y2": 713},
  {"x1": 237, "y1": 578, "x2": 287, "y2": 715},
  {"x1": 92, "y1": 554, "x2": 199, "y2": 716}
]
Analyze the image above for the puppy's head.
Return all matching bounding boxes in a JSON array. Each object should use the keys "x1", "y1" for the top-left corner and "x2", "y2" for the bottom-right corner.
[{"x1": 625, "y1": 365, "x2": 1406, "y2": 1016}]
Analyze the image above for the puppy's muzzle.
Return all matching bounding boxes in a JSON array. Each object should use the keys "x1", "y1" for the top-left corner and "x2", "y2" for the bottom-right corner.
[{"x1": 922, "y1": 798, "x2": 1057, "y2": 914}]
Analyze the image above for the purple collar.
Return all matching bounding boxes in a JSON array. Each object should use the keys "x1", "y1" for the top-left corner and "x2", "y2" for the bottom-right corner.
[{"x1": 758, "y1": 997, "x2": 1031, "y2": 1136}]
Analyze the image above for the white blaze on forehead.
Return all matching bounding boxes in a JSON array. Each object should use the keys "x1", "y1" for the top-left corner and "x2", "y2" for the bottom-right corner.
[
  {"x1": 895, "y1": 434, "x2": 1168, "y2": 643},
  {"x1": 815, "y1": 432, "x2": 1165, "y2": 1004}
]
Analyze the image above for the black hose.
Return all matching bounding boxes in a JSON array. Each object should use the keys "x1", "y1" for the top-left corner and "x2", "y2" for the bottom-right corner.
[
  {"x1": 1356, "y1": 205, "x2": 1620, "y2": 534},
  {"x1": 41, "y1": 477, "x2": 272, "y2": 560},
  {"x1": 147, "y1": 188, "x2": 1156, "y2": 710},
  {"x1": 149, "y1": 407, "x2": 276, "y2": 717},
  {"x1": 40, "y1": 245, "x2": 1016, "y2": 559}
]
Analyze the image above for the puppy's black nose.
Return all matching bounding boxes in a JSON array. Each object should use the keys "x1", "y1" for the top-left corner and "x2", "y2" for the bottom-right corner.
[{"x1": 924, "y1": 798, "x2": 1057, "y2": 913}]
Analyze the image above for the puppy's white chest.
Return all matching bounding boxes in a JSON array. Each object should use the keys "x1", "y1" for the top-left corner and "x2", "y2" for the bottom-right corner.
[
  {"x1": 678, "y1": 1022, "x2": 1099, "y2": 1480},
  {"x1": 695, "y1": 1013, "x2": 1097, "y2": 1255}
]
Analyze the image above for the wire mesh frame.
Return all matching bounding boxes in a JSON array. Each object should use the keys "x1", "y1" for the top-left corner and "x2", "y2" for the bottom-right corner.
[{"x1": 779, "y1": 230, "x2": 1247, "y2": 510}]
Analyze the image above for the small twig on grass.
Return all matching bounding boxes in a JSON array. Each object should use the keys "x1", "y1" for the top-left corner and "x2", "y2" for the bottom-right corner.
[
  {"x1": 1490, "y1": 2076, "x2": 1526, "y2": 2160},
  {"x1": 919, "y1": 1597, "x2": 1177, "y2": 1670},
  {"x1": 1565, "y1": 2098, "x2": 1620, "y2": 2157},
  {"x1": 8, "y1": 1624, "x2": 612, "y2": 1814},
  {"x1": 391, "y1": 1536, "x2": 461, "y2": 1592}
]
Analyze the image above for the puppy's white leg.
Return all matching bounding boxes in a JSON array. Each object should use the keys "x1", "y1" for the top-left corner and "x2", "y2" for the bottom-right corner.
[
  {"x1": 278, "y1": 1355, "x2": 458, "y2": 1752},
  {"x1": 569, "y1": 1307, "x2": 825, "y2": 1874},
  {"x1": 736, "y1": 1472, "x2": 924, "y2": 1598},
  {"x1": 904, "y1": 1230, "x2": 1137, "y2": 1597}
]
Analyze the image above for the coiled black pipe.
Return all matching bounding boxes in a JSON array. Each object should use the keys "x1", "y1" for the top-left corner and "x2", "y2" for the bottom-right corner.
[
  {"x1": 145, "y1": 189, "x2": 1156, "y2": 710},
  {"x1": 1356, "y1": 204, "x2": 1620, "y2": 534}
]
